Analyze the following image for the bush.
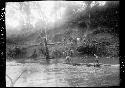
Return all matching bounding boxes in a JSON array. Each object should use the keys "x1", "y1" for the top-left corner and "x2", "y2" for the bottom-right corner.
[
  {"x1": 6, "y1": 46, "x2": 27, "y2": 59},
  {"x1": 39, "y1": 47, "x2": 47, "y2": 57},
  {"x1": 77, "y1": 45, "x2": 97, "y2": 56},
  {"x1": 51, "y1": 49, "x2": 63, "y2": 58},
  {"x1": 78, "y1": 33, "x2": 119, "y2": 58},
  {"x1": 29, "y1": 49, "x2": 38, "y2": 59},
  {"x1": 6, "y1": 48, "x2": 15, "y2": 59}
]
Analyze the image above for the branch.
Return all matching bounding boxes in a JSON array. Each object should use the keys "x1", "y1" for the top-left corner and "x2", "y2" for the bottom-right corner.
[
  {"x1": 6, "y1": 74, "x2": 13, "y2": 87},
  {"x1": 6, "y1": 70, "x2": 27, "y2": 87}
]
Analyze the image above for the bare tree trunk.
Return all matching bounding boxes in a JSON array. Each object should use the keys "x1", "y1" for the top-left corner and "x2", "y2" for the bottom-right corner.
[{"x1": 44, "y1": 38, "x2": 50, "y2": 63}]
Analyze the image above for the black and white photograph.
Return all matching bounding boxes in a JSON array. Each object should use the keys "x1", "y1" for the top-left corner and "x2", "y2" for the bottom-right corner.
[{"x1": 6, "y1": 1, "x2": 120, "y2": 87}]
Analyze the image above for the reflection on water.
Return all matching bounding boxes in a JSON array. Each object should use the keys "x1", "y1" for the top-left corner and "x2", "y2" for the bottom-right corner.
[{"x1": 6, "y1": 62, "x2": 120, "y2": 87}]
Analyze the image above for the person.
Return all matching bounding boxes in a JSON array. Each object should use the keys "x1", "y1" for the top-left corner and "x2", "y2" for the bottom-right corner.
[
  {"x1": 81, "y1": 55, "x2": 87, "y2": 63},
  {"x1": 65, "y1": 55, "x2": 72, "y2": 64},
  {"x1": 94, "y1": 54, "x2": 100, "y2": 67}
]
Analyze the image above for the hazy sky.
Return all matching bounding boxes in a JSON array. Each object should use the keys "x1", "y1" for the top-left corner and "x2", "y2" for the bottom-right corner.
[{"x1": 6, "y1": 1, "x2": 108, "y2": 36}]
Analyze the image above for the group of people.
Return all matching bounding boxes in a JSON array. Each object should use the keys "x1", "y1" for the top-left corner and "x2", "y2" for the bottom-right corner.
[{"x1": 64, "y1": 53, "x2": 100, "y2": 67}]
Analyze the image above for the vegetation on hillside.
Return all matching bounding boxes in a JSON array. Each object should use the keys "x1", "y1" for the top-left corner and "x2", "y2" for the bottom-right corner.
[{"x1": 6, "y1": 26, "x2": 119, "y2": 61}]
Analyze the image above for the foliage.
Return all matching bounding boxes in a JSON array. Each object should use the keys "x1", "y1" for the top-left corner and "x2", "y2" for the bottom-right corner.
[
  {"x1": 39, "y1": 47, "x2": 47, "y2": 57},
  {"x1": 77, "y1": 33, "x2": 119, "y2": 57},
  {"x1": 51, "y1": 49, "x2": 63, "y2": 58},
  {"x1": 29, "y1": 49, "x2": 38, "y2": 59},
  {"x1": 6, "y1": 47, "x2": 27, "y2": 59},
  {"x1": 77, "y1": 45, "x2": 97, "y2": 56}
]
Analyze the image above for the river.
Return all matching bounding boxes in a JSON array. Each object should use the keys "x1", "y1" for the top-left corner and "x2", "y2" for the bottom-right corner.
[{"x1": 6, "y1": 60, "x2": 120, "y2": 87}]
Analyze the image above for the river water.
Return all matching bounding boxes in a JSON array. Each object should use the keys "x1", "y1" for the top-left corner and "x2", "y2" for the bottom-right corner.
[{"x1": 6, "y1": 60, "x2": 120, "y2": 87}]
